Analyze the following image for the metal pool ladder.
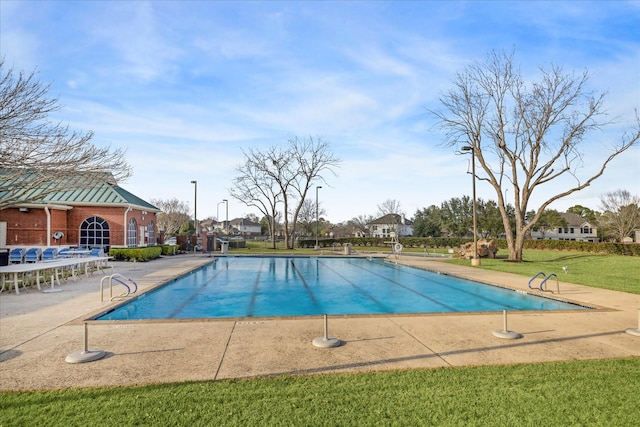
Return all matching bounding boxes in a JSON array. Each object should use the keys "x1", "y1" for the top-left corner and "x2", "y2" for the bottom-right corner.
[
  {"x1": 528, "y1": 272, "x2": 560, "y2": 294},
  {"x1": 100, "y1": 273, "x2": 138, "y2": 302}
]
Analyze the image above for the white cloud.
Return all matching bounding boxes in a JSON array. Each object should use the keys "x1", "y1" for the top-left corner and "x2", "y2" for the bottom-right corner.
[{"x1": 2, "y1": 1, "x2": 639, "y2": 223}]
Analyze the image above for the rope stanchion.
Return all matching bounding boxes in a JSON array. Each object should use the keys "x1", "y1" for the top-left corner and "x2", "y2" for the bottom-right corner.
[
  {"x1": 312, "y1": 314, "x2": 342, "y2": 348},
  {"x1": 65, "y1": 322, "x2": 106, "y2": 363},
  {"x1": 626, "y1": 308, "x2": 640, "y2": 337},
  {"x1": 492, "y1": 309, "x2": 523, "y2": 340}
]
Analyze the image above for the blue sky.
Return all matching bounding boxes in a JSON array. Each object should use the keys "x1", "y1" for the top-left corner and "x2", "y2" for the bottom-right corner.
[{"x1": 2, "y1": 1, "x2": 639, "y2": 223}]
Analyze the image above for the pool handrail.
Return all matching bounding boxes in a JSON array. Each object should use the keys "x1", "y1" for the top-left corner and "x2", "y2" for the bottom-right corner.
[
  {"x1": 528, "y1": 272, "x2": 546, "y2": 290},
  {"x1": 528, "y1": 271, "x2": 560, "y2": 294},
  {"x1": 100, "y1": 273, "x2": 138, "y2": 302},
  {"x1": 539, "y1": 273, "x2": 560, "y2": 294}
]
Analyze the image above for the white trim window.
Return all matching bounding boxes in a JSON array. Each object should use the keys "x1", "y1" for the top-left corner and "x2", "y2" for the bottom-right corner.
[
  {"x1": 128, "y1": 218, "x2": 138, "y2": 247},
  {"x1": 80, "y1": 216, "x2": 110, "y2": 250},
  {"x1": 147, "y1": 220, "x2": 155, "y2": 245}
]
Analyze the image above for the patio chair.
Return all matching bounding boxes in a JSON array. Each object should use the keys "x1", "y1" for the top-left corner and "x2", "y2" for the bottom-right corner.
[
  {"x1": 42, "y1": 247, "x2": 58, "y2": 261},
  {"x1": 9, "y1": 248, "x2": 25, "y2": 264},
  {"x1": 89, "y1": 248, "x2": 105, "y2": 257},
  {"x1": 25, "y1": 248, "x2": 43, "y2": 263},
  {"x1": 58, "y1": 248, "x2": 72, "y2": 258}
]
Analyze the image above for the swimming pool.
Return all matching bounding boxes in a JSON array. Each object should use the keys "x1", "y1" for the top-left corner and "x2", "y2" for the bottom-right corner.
[{"x1": 96, "y1": 257, "x2": 585, "y2": 320}]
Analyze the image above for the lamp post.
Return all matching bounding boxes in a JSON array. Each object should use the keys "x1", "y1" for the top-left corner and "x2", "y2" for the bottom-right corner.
[
  {"x1": 190, "y1": 180, "x2": 198, "y2": 249},
  {"x1": 217, "y1": 201, "x2": 224, "y2": 231},
  {"x1": 315, "y1": 186, "x2": 322, "y2": 249},
  {"x1": 223, "y1": 199, "x2": 228, "y2": 233},
  {"x1": 461, "y1": 146, "x2": 480, "y2": 266}
]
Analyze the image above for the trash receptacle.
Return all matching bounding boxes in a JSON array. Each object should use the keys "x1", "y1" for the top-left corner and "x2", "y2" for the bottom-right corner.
[
  {"x1": 344, "y1": 243, "x2": 351, "y2": 255},
  {"x1": 221, "y1": 242, "x2": 229, "y2": 255},
  {"x1": 0, "y1": 248, "x2": 9, "y2": 266}
]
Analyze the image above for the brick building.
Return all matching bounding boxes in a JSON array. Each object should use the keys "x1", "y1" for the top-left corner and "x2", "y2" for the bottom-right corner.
[{"x1": 0, "y1": 171, "x2": 159, "y2": 252}]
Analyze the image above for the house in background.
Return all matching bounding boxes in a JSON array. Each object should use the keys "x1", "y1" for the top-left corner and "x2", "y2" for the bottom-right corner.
[
  {"x1": 228, "y1": 218, "x2": 261, "y2": 237},
  {"x1": 0, "y1": 171, "x2": 160, "y2": 251},
  {"x1": 209, "y1": 218, "x2": 262, "y2": 237},
  {"x1": 367, "y1": 214, "x2": 414, "y2": 238},
  {"x1": 530, "y1": 212, "x2": 599, "y2": 242}
]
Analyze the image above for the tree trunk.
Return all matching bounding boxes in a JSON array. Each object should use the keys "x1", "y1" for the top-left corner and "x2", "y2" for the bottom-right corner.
[
  {"x1": 270, "y1": 217, "x2": 277, "y2": 249},
  {"x1": 508, "y1": 229, "x2": 526, "y2": 262}
]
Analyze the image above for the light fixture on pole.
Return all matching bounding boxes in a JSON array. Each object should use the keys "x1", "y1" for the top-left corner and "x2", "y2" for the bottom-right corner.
[
  {"x1": 190, "y1": 180, "x2": 198, "y2": 248},
  {"x1": 461, "y1": 146, "x2": 480, "y2": 266},
  {"x1": 315, "y1": 186, "x2": 322, "y2": 249}
]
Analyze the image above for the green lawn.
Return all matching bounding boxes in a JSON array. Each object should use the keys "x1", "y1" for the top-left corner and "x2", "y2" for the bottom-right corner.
[
  {"x1": 447, "y1": 250, "x2": 640, "y2": 294},
  {"x1": 2, "y1": 358, "x2": 638, "y2": 426},
  {"x1": 2, "y1": 247, "x2": 638, "y2": 425}
]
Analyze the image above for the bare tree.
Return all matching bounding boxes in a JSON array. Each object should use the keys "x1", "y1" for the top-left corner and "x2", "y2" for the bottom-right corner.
[
  {"x1": 288, "y1": 136, "x2": 340, "y2": 248},
  {"x1": 374, "y1": 199, "x2": 405, "y2": 239},
  {"x1": 231, "y1": 136, "x2": 339, "y2": 250},
  {"x1": 229, "y1": 154, "x2": 283, "y2": 248},
  {"x1": 297, "y1": 198, "x2": 326, "y2": 237},
  {"x1": 151, "y1": 198, "x2": 191, "y2": 238},
  {"x1": 349, "y1": 214, "x2": 373, "y2": 237},
  {"x1": 598, "y1": 189, "x2": 640, "y2": 242},
  {"x1": 377, "y1": 199, "x2": 403, "y2": 217},
  {"x1": 0, "y1": 59, "x2": 131, "y2": 209},
  {"x1": 431, "y1": 50, "x2": 640, "y2": 261}
]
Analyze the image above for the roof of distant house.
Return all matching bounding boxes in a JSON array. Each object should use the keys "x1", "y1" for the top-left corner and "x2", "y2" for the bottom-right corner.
[
  {"x1": 560, "y1": 212, "x2": 594, "y2": 227},
  {"x1": 367, "y1": 213, "x2": 413, "y2": 226}
]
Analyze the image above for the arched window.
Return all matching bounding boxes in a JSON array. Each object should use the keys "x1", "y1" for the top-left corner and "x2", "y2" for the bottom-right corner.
[
  {"x1": 128, "y1": 218, "x2": 138, "y2": 247},
  {"x1": 80, "y1": 216, "x2": 110, "y2": 250},
  {"x1": 147, "y1": 220, "x2": 156, "y2": 245}
]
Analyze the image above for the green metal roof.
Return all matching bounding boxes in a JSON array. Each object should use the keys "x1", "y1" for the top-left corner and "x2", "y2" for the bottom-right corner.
[{"x1": 0, "y1": 169, "x2": 159, "y2": 211}]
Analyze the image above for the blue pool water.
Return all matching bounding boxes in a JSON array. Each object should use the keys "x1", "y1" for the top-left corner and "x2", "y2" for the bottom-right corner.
[{"x1": 96, "y1": 257, "x2": 585, "y2": 320}]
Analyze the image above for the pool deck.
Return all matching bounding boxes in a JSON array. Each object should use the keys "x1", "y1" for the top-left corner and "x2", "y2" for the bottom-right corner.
[{"x1": 1, "y1": 253, "x2": 638, "y2": 391}]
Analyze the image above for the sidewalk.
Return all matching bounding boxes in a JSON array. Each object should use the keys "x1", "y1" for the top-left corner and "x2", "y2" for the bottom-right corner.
[{"x1": 1, "y1": 254, "x2": 638, "y2": 391}]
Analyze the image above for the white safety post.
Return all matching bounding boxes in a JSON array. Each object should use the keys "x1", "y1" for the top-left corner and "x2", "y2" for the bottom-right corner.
[
  {"x1": 492, "y1": 309, "x2": 523, "y2": 340},
  {"x1": 312, "y1": 314, "x2": 342, "y2": 348},
  {"x1": 626, "y1": 308, "x2": 640, "y2": 337},
  {"x1": 65, "y1": 322, "x2": 106, "y2": 363}
]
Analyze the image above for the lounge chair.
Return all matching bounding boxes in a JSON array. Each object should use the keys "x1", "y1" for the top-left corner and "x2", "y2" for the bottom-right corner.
[
  {"x1": 42, "y1": 247, "x2": 58, "y2": 261},
  {"x1": 89, "y1": 248, "x2": 105, "y2": 257},
  {"x1": 9, "y1": 248, "x2": 25, "y2": 264},
  {"x1": 25, "y1": 248, "x2": 42, "y2": 263},
  {"x1": 58, "y1": 248, "x2": 72, "y2": 258}
]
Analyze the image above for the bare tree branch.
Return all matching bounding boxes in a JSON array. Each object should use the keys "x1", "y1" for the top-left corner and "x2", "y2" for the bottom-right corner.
[
  {"x1": 598, "y1": 189, "x2": 640, "y2": 242},
  {"x1": 430, "y1": 50, "x2": 639, "y2": 260},
  {"x1": 0, "y1": 59, "x2": 132, "y2": 209}
]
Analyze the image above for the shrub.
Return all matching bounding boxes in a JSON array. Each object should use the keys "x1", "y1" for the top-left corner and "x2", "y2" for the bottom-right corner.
[
  {"x1": 297, "y1": 237, "x2": 639, "y2": 256},
  {"x1": 160, "y1": 245, "x2": 179, "y2": 256},
  {"x1": 109, "y1": 246, "x2": 163, "y2": 261}
]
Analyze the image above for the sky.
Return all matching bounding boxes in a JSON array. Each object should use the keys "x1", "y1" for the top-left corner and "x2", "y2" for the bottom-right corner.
[{"x1": 1, "y1": 1, "x2": 639, "y2": 224}]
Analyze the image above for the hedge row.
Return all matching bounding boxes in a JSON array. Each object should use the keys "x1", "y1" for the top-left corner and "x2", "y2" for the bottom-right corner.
[
  {"x1": 109, "y1": 246, "x2": 163, "y2": 261},
  {"x1": 160, "y1": 245, "x2": 179, "y2": 256},
  {"x1": 297, "y1": 237, "x2": 469, "y2": 249},
  {"x1": 297, "y1": 237, "x2": 640, "y2": 256}
]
